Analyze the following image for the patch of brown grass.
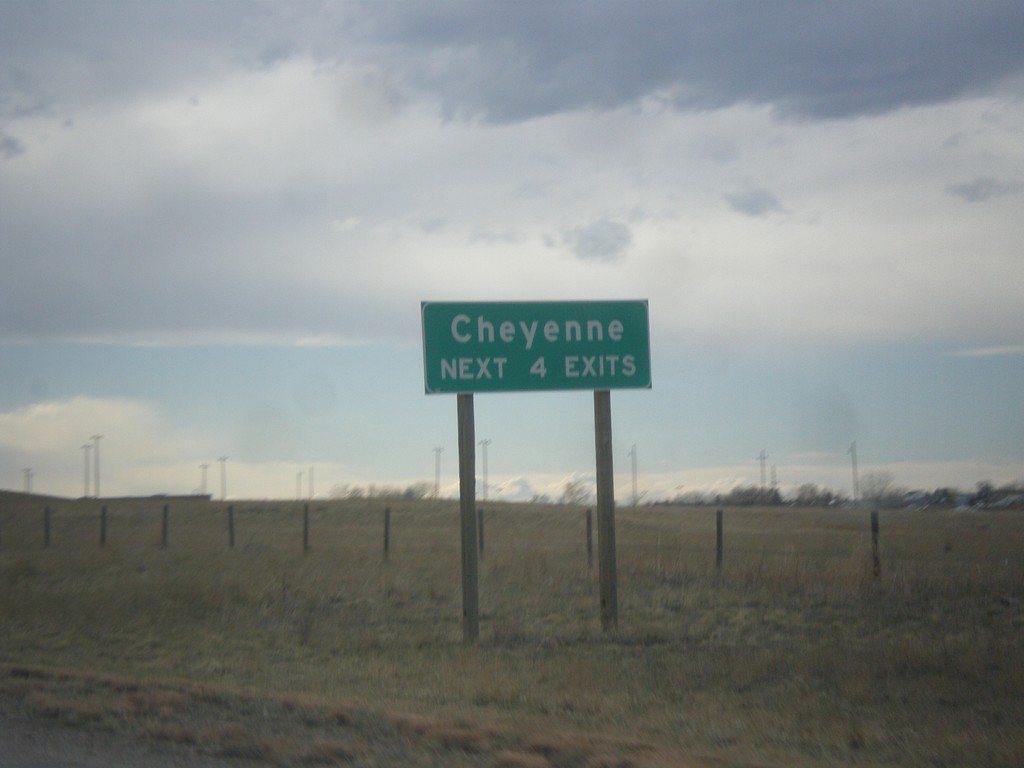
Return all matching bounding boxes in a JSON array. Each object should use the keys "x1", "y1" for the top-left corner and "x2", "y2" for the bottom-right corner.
[
  {"x1": 494, "y1": 751, "x2": 552, "y2": 768},
  {"x1": 198, "y1": 722, "x2": 279, "y2": 760},
  {"x1": 524, "y1": 734, "x2": 599, "y2": 766},
  {"x1": 24, "y1": 690, "x2": 107, "y2": 727},
  {"x1": 385, "y1": 712, "x2": 494, "y2": 752},
  {"x1": 296, "y1": 738, "x2": 363, "y2": 764},
  {"x1": 140, "y1": 722, "x2": 198, "y2": 745}
]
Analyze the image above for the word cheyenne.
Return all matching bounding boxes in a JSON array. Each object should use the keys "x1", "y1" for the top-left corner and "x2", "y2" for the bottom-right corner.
[
  {"x1": 422, "y1": 301, "x2": 651, "y2": 394},
  {"x1": 451, "y1": 314, "x2": 625, "y2": 350}
]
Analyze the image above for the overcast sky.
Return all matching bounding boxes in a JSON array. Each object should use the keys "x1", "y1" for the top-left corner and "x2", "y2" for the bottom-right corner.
[{"x1": 2, "y1": 1, "x2": 1022, "y2": 502}]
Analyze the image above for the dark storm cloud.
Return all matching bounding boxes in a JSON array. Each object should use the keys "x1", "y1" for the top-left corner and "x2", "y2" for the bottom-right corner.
[
  {"x1": 353, "y1": 0, "x2": 1024, "y2": 122},
  {"x1": 6, "y1": 1, "x2": 1023, "y2": 125},
  {"x1": 563, "y1": 219, "x2": 632, "y2": 263},
  {"x1": 725, "y1": 188, "x2": 785, "y2": 218},
  {"x1": 0, "y1": 0, "x2": 265, "y2": 116},
  {"x1": 0, "y1": 131, "x2": 23, "y2": 158},
  {"x1": 946, "y1": 177, "x2": 1023, "y2": 203}
]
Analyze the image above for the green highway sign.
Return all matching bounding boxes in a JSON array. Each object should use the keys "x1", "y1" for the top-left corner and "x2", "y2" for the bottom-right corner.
[{"x1": 421, "y1": 300, "x2": 651, "y2": 394}]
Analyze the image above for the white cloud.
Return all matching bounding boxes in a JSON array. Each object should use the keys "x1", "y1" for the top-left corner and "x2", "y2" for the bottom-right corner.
[
  {"x1": 0, "y1": 397, "x2": 155, "y2": 454},
  {"x1": 3, "y1": 33, "x2": 1022, "y2": 352},
  {"x1": 0, "y1": 397, "x2": 212, "y2": 497}
]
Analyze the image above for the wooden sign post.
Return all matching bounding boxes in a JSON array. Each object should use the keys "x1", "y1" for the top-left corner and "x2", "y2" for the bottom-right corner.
[
  {"x1": 457, "y1": 394, "x2": 480, "y2": 642},
  {"x1": 594, "y1": 389, "x2": 618, "y2": 630}
]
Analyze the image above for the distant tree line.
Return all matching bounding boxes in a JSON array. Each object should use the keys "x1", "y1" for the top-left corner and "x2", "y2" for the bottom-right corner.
[
  {"x1": 330, "y1": 482, "x2": 434, "y2": 501},
  {"x1": 325, "y1": 476, "x2": 1024, "y2": 510},
  {"x1": 660, "y1": 476, "x2": 1024, "y2": 510}
]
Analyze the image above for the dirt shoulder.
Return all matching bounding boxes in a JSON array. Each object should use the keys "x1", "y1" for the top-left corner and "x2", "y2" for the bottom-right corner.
[{"x1": 0, "y1": 663, "x2": 719, "y2": 768}]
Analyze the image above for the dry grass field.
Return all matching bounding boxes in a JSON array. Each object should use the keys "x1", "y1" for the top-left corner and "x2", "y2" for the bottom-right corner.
[{"x1": 1, "y1": 492, "x2": 1022, "y2": 767}]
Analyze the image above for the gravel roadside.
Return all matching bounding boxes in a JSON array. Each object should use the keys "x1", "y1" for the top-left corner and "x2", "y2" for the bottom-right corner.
[{"x1": 0, "y1": 711, "x2": 251, "y2": 768}]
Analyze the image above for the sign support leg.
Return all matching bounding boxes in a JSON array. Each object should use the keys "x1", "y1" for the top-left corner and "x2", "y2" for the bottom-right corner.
[
  {"x1": 457, "y1": 393, "x2": 480, "y2": 643},
  {"x1": 594, "y1": 389, "x2": 618, "y2": 631}
]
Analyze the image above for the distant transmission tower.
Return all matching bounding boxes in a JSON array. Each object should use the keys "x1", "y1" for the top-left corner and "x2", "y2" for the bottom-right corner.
[
  {"x1": 219, "y1": 457, "x2": 228, "y2": 500},
  {"x1": 628, "y1": 444, "x2": 638, "y2": 507},
  {"x1": 758, "y1": 450, "x2": 768, "y2": 505},
  {"x1": 82, "y1": 443, "x2": 92, "y2": 497},
  {"x1": 478, "y1": 439, "x2": 490, "y2": 501},
  {"x1": 91, "y1": 434, "x2": 102, "y2": 498},
  {"x1": 848, "y1": 441, "x2": 860, "y2": 507},
  {"x1": 433, "y1": 447, "x2": 443, "y2": 499}
]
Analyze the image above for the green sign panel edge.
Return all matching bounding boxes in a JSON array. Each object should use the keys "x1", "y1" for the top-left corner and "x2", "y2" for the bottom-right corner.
[{"x1": 421, "y1": 300, "x2": 652, "y2": 394}]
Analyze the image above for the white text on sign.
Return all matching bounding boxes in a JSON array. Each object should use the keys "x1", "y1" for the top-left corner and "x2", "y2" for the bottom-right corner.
[
  {"x1": 440, "y1": 354, "x2": 637, "y2": 381},
  {"x1": 450, "y1": 314, "x2": 624, "y2": 350}
]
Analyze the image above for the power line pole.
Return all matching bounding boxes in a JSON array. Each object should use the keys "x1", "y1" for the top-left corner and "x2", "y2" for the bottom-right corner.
[
  {"x1": 759, "y1": 450, "x2": 768, "y2": 505},
  {"x1": 628, "y1": 444, "x2": 638, "y2": 507},
  {"x1": 23, "y1": 468, "x2": 33, "y2": 494},
  {"x1": 82, "y1": 443, "x2": 92, "y2": 497},
  {"x1": 433, "y1": 447, "x2": 443, "y2": 499},
  {"x1": 308, "y1": 465, "x2": 314, "y2": 500},
  {"x1": 478, "y1": 439, "x2": 490, "y2": 501},
  {"x1": 91, "y1": 434, "x2": 102, "y2": 498},
  {"x1": 218, "y1": 457, "x2": 228, "y2": 501},
  {"x1": 848, "y1": 441, "x2": 860, "y2": 507}
]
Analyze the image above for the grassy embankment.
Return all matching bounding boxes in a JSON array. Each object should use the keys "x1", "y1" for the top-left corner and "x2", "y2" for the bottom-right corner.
[{"x1": 1, "y1": 494, "x2": 1022, "y2": 767}]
